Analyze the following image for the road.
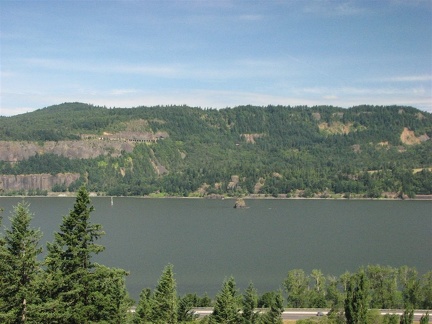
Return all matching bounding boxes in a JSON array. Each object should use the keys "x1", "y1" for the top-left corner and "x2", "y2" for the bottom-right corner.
[{"x1": 190, "y1": 308, "x2": 430, "y2": 321}]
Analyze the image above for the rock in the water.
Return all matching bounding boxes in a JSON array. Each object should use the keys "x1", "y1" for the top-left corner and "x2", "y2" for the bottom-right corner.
[{"x1": 234, "y1": 198, "x2": 247, "y2": 208}]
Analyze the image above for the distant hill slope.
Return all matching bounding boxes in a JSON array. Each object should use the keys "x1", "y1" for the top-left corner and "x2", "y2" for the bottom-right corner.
[{"x1": 0, "y1": 103, "x2": 431, "y2": 198}]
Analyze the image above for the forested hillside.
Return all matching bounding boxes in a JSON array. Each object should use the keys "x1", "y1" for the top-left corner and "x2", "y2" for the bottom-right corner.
[{"x1": 1, "y1": 102, "x2": 431, "y2": 198}]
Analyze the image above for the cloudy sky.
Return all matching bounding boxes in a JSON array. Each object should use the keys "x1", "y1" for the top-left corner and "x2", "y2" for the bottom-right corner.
[{"x1": 1, "y1": 0, "x2": 431, "y2": 116}]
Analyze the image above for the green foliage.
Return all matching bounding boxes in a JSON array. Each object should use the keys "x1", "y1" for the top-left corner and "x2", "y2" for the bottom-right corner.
[
  {"x1": 382, "y1": 313, "x2": 400, "y2": 324},
  {"x1": 284, "y1": 269, "x2": 310, "y2": 307},
  {"x1": 0, "y1": 202, "x2": 42, "y2": 323},
  {"x1": 420, "y1": 312, "x2": 429, "y2": 324},
  {"x1": 40, "y1": 186, "x2": 129, "y2": 323},
  {"x1": 1, "y1": 103, "x2": 432, "y2": 197},
  {"x1": 344, "y1": 271, "x2": 369, "y2": 324},
  {"x1": 211, "y1": 277, "x2": 240, "y2": 323},
  {"x1": 259, "y1": 289, "x2": 284, "y2": 324},
  {"x1": 151, "y1": 264, "x2": 178, "y2": 324},
  {"x1": 242, "y1": 282, "x2": 259, "y2": 324},
  {"x1": 400, "y1": 307, "x2": 414, "y2": 324}
]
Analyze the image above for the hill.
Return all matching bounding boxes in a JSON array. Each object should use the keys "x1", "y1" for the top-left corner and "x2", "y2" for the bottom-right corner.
[{"x1": 0, "y1": 103, "x2": 431, "y2": 198}]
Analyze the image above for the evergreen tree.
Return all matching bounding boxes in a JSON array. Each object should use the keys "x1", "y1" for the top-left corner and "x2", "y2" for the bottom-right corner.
[
  {"x1": 260, "y1": 289, "x2": 284, "y2": 324},
  {"x1": 177, "y1": 293, "x2": 199, "y2": 323},
  {"x1": 41, "y1": 186, "x2": 127, "y2": 323},
  {"x1": 87, "y1": 265, "x2": 133, "y2": 323},
  {"x1": 134, "y1": 288, "x2": 153, "y2": 324},
  {"x1": 151, "y1": 264, "x2": 177, "y2": 324},
  {"x1": 211, "y1": 277, "x2": 240, "y2": 323},
  {"x1": 344, "y1": 271, "x2": 369, "y2": 324},
  {"x1": 0, "y1": 202, "x2": 42, "y2": 323},
  {"x1": 242, "y1": 282, "x2": 258, "y2": 324}
]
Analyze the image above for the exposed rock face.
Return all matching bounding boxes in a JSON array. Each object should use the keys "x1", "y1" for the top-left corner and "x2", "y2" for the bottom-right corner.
[
  {"x1": 0, "y1": 140, "x2": 135, "y2": 162},
  {"x1": 400, "y1": 127, "x2": 430, "y2": 145},
  {"x1": 242, "y1": 133, "x2": 264, "y2": 144},
  {"x1": 0, "y1": 173, "x2": 80, "y2": 191}
]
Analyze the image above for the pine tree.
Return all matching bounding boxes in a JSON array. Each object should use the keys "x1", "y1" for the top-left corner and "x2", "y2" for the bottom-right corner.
[
  {"x1": 260, "y1": 289, "x2": 284, "y2": 324},
  {"x1": 0, "y1": 202, "x2": 42, "y2": 323},
  {"x1": 134, "y1": 288, "x2": 153, "y2": 323},
  {"x1": 41, "y1": 186, "x2": 129, "y2": 323},
  {"x1": 211, "y1": 276, "x2": 240, "y2": 323},
  {"x1": 242, "y1": 282, "x2": 258, "y2": 324},
  {"x1": 151, "y1": 264, "x2": 177, "y2": 324}
]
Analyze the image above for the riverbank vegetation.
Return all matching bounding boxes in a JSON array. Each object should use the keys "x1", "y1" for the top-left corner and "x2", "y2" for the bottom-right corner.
[
  {"x1": 1, "y1": 103, "x2": 432, "y2": 199},
  {"x1": 0, "y1": 187, "x2": 430, "y2": 323}
]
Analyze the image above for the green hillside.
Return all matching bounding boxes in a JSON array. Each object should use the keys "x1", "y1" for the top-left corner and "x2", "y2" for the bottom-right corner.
[{"x1": 1, "y1": 103, "x2": 431, "y2": 198}]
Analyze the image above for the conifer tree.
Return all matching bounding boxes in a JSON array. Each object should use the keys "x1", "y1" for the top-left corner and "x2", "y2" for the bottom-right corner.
[
  {"x1": 242, "y1": 282, "x2": 258, "y2": 324},
  {"x1": 0, "y1": 202, "x2": 42, "y2": 323},
  {"x1": 260, "y1": 289, "x2": 284, "y2": 324},
  {"x1": 41, "y1": 186, "x2": 128, "y2": 323},
  {"x1": 211, "y1": 276, "x2": 240, "y2": 323},
  {"x1": 151, "y1": 264, "x2": 177, "y2": 324},
  {"x1": 134, "y1": 288, "x2": 153, "y2": 323}
]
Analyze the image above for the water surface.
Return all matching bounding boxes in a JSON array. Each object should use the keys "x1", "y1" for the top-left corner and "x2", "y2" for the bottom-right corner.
[{"x1": 1, "y1": 197, "x2": 431, "y2": 300}]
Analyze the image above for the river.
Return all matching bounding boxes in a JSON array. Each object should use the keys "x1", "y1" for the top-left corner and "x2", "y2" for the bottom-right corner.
[{"x1": 0, "y1": 197, "x2": 431, "y2": 301}]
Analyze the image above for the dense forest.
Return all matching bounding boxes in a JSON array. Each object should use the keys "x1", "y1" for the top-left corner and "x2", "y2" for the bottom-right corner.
[
  {"x1": 0, "y1": 102, "x2": 431, "y2": 198},
  {"x1": 1, "y1": 188, "x2": 430, "y2": 323}
]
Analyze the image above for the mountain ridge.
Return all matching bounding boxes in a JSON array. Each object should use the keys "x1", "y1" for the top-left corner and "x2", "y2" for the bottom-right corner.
[{"x1": 0, "y1": 102, "x2": 431, "y2": 198}]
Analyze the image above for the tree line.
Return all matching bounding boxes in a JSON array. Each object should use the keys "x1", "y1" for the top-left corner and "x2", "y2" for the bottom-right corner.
[{"x1": 1, "y1": 187, "x2": 431, "y2": 323}]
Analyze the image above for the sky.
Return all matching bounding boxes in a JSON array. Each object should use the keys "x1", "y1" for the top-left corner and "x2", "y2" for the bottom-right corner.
[{"x1": 1, "y1": 0, "x2": 431, "y2": 116}]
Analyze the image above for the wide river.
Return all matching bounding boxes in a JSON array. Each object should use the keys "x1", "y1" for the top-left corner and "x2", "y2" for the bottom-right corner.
[{"x1": 0, "y1": 197, "x2": 431, "y2": 301}]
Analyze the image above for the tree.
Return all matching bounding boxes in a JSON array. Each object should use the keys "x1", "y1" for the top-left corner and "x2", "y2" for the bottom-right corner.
[
  {"x1": 211, "y1": 277, "x2": 240, "y2": 323},
  {"x1": 399, "y1": 266, "x2": 421, "y2": 308},
  {"x1": 0, "y1": 202, "x2": 42, "y2": 323},
  {"x1": 400, "y1": 307, "x2": 414, "y2": 324},
  {"x1": 177, "y1": 293, "x2": 199, "y2": 323},
  {"x1": 420, "y1": 312, "x2": 429, "y2": 324},
  {"x1": 260, "y1": 289, "x2": 284, "y2": 324},
  {"x1": 421, "y1": 272, "x2": 432, "y2": 309},
  {"x1": 310, "y1": 269, "x2": 327, "y2": 307},
  {"x1": 242, "y1": 282, "x2": 258, "y2": 324},
  {"x1": 344, "y1": 271, "x2": 369, "y2": 324},
  {"x1": 366, "y1": 265, "x2": 400, "y2": 308},
  {"x1": 87, "y1": 265, "x2": 133, "y2": 323},
  {"x1": 326, "y1": 275, "x2": 344, "y2": 308},
  {"x1": 41, "y1": 186, "x2": 127, "y2": 323},
  {"x1": 151, "y1": 264, "x2": 177, "y2": 324},
  {"x1": 284, "y1": 269, "x2": 309, "y2": 307},
  {"x1": 134, "y1": 288, "x2": 153, "y2": 324}
]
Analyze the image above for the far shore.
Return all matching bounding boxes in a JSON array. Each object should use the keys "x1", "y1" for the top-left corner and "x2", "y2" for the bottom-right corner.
[{"x1": 1, "y1": 192, "x2": 431, "y2": 200}]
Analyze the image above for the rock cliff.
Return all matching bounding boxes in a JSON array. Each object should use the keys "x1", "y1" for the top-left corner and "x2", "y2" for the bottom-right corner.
[
  {"x1": 0, "y1": 173, "x2": 80, "y2": 191},
  {"x1": 0, "y1": 140, "x2": 135, "y2": 162}
]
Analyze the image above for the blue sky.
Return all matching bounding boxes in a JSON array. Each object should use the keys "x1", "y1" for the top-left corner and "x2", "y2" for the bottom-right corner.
[{"x1": 1, "y1": 0, "x2": 431, "y2": 116}]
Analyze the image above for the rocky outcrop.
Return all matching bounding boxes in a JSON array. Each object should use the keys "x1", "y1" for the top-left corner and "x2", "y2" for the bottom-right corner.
[
  {"x1": 400, "y1": 127, "x2": 430, "y2": 145},
  {"x1": 0, "y1": 140, "x2": 135, "y2": 161},
  {"x1": 233, "y1": 198, "x2": 248, "y2": 208},
  {"x1": 0, "y1": 173, "x2": 80, "y2": 191}
]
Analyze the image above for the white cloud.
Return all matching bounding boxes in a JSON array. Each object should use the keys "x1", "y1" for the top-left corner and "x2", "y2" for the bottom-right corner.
[
  {"x1": 238, "y1": 14, "x2": 263, "y2": 21},
  {"x1": 376, "y1": 75, "x2": 432, "y2": 82},
  {"x1": 303, "y1": 0, "x2": 367, "y2": 16}
]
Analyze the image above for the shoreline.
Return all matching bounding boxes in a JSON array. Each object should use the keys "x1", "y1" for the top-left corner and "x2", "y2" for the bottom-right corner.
[{"x1": 1, "y1": 193, "x2": 431, "y2": 200}]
